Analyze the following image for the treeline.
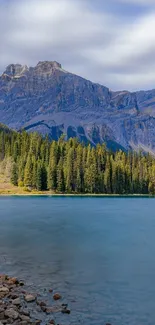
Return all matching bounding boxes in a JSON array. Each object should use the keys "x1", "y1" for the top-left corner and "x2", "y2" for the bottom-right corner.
[{"x1": 0, "y1": 125, "x2": 155, "y2": 194}]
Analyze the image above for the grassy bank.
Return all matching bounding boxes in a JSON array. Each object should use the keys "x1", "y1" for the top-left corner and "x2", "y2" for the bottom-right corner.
[
  {"x1": 0, "y1": 186, "x2": 154, "y2": 197},
  {"x1": 0, "y1": 175, "x2": 154, "y2": 197}
]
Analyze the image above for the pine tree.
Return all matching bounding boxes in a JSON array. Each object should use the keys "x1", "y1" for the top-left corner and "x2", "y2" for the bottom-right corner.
[
  {"x1": 64, "y1": 146, "x2": 75, "y2": 192},
  {"x1": 11, "y1": 162, "x2": 18, "y2": 186},
  {"x1": 36, "y1": 163, "x2": 42, "y2": 191},
  {"x1": 24, "y1": 155, "x2": 33, "y2": 188},
  {"x1": 48, "y1": 142, "x2": 58, "y2": 190},
  {"x1": 104, "y1": 156, "x2": 112, "y2": 194},
  {"x1": 57, "y1": 158, "x2": 65, "y2": 192}
]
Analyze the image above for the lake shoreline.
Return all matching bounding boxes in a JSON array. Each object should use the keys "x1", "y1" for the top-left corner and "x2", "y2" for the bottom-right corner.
[
  {"x1": 0, "y1": 181, "x2": 154, "y2": 197},
  {"x1": 0, "y1": 274, "x2": 71, "y2": 324},
  {"x1": 0, "y1": 192, "x2": 154, "y2": 197}
]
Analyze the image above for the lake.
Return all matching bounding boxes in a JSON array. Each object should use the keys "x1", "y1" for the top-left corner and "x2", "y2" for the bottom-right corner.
[{"x1": 0, "y1": 196, "x2": 155, "y2": 324}]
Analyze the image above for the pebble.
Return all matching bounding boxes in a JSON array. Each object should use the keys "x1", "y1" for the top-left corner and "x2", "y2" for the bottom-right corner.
[
  {"x1": 24, "y1": 294, "x2": 36, "y2": 302},
  {"x1": 53, "y1": 293, "x2": 62, "y2": 300},
  {"x1": 4, "y1": 308, "x2": 19, "y2": 319},
  {"x1": 20, "y1": 314, "x2": 31, "y2": 321},
  {"x1": 61, "y1": 308, "x2": 71, "y2": 314},
  {"x1": 12, "y1": 298, "x2": 21, "y2": 305},
  {"x1": 0, "y1": 287, "x2": 9, "y2": 293}
]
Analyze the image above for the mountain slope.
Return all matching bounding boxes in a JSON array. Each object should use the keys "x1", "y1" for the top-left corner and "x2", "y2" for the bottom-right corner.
[{"x1": 0, "y1": 61, "x2": 155, "y2": 152}]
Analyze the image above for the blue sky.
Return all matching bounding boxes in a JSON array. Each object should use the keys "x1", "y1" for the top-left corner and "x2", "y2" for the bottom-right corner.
[{"x1": 0, "y1": 0, "x2": 155, "y2": 91}]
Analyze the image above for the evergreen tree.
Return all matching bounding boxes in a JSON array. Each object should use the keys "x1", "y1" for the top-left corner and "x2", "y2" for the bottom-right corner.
[
  {"x1": 11, "y1": 162, "x2": 18, "y2": 186},
  {"x1": 57, "y1": 158, "x2": 65, "y2": 192},
  {"x1": 24, "y1": 155, "x2": 33, "y2": 187},
  {"x1": 48, "y1": 142, "x2": 58, "y2": 190}
]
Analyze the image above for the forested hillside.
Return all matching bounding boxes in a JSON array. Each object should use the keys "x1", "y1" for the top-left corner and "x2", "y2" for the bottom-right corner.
[{"x1": 0, "y1": 124, "x2": 155, "y2": 194}]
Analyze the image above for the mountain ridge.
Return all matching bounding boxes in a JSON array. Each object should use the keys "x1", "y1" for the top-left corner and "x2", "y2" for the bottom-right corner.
[{"x1": 0, "y1": 61, "x2": 155, "y2": 153}]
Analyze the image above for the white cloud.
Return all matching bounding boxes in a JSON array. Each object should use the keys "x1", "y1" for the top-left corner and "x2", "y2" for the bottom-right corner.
[{"x1": 0, "y1": 0, "x2": 155, "y2": 90}]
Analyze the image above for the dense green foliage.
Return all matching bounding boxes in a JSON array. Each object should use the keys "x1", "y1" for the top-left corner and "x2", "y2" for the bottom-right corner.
[{"x1": 0, "y1": 125, "x2": 155, "y2": 194}]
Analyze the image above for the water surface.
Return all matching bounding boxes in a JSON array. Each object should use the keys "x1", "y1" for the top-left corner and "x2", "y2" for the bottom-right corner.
[{"x1": 0, "y1": 196, "x2": 155, "y2": 324}]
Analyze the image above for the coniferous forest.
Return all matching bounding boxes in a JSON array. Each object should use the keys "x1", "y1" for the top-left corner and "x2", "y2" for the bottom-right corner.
[{"x1": 0, "y1": 124, "x2": 155, "y2": 194}]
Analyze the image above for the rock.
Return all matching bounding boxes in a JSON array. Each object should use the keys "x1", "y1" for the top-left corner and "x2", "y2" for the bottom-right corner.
[
  {"x1": 45, "y1": 307, "x2": 52, "y2": 314},
  {"x1": 7, "y1": 278, "x2": 18, "y2": 285},
  {"x1": 0, "y1": 287, "x2": 9, "y2": 298},
  {"x1": 8, "y1": 294, "x2": 19, "y2": 300},
  {"x1": 49, "y1": 321, "x2": 55, "y2": 325},
  {"x1": 20, "y1": 309, "x2": 30, "y2": 317},
  {"x1": 40, "y1": 306, "x2": 46, "y2": 312},
  {"x1": 36, "y1": 301, "x2": 46, "y2": 307},
  {"x1": 0, "y1": 275, "x2": 7, "y2": 283},
  {"x1": 46, "y1": 306, "x2": 62, "y2": 314},
  {"x1": 4, "y1": 308, "x2": 19, "y2": 319},
  {"x1": 0, "y1": 287, "x2": 9, "y2": 294},
  {"x1": 0, "y1": 312, "x2": 5, "y2": 320},
  {"x1": 49, "y1": 289, "x2": 53, "y2": 293},
  {"x1": 61, "y1": 308, "x2": 71, "y2": 314},
  {"x1": 24, "y1": 294, "x2": 36, "y2": 302},
  {"x1": 12, "y1": 298, "x2": 21, "y2": 306},
  {"x1": 33, "y1": 320, "x2": 41, "y2": 325},
  {"x1": 53, "y1": 293, "x2": 62, "y2": 301},
  {"x1": 19, "y1": 314, "x2": 30, "y2": 322}
]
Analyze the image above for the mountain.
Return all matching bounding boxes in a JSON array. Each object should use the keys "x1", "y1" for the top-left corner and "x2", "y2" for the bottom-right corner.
[{"x1": 0, "y1": 61, "x2": 155, "y2": 153}]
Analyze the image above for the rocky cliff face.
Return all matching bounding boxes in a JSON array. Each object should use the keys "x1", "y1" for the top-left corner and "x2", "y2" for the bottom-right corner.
[{"x1": 0, "y1": 61, "x2": 155, "y2": 153}]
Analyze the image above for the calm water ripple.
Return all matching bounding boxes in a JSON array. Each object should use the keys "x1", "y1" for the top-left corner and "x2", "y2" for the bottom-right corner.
[{"x1": 0, "y1": 196, "x2": 155, "y2": 324}]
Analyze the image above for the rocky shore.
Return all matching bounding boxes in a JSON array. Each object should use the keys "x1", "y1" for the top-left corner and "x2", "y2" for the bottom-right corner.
[{"x1": 0, "y1": 275, "x2": 70, "y2": 325}]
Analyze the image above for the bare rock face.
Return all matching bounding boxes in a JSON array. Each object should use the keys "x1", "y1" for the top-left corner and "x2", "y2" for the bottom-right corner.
[
  {"x1": 0, "y1": 60, "x2": 155, "y2": 153},
  {"x1": 35, "y1": 61, "x2": 62, "y2": 75},
  {"x1": 4, "y1": 64, "x2": 28, "y2": 77}
]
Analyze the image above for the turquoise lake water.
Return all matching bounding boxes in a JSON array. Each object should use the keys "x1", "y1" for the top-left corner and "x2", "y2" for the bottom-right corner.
[{"x1": 0, "y1": 196, "x2": 155, "y2": 324}]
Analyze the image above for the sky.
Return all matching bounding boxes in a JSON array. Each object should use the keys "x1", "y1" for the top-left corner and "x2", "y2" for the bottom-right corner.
[{"x1": 0, "y1": 0, "x2": 155, "y2": 91}]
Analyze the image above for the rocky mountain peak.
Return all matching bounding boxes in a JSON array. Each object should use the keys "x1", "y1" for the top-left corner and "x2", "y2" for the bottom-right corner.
[
  {"x1": 34, "y1": 61, "x2": 62, "y2": 74},
  {"x1": 0, "y1": 61, "x2": 155, "y2": 153},
  {"x1": 3, "y1": 64, "x2": 28, "y2": 77}
]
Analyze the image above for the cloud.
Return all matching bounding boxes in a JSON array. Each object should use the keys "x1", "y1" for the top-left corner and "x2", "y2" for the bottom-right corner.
[{"x1": 0, "y1": 0, "x2": 155, "y2": 91}]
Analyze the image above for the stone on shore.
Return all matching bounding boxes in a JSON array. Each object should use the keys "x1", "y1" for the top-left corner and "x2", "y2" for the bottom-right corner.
[
  {"x1": 0, "y1": 287, "x2": 9, "y2": 294},
  {"x1": 53, "y1": 293, "x2": 62, "y2": 300},
  {"x1": 4, "y1": 308, "x2": 19, "y2": 319},
  {"x1": 49, "y1": 321, "x2": 56, "y2": 325},
  {"x1": 36, "y1": 300, "x2": 46, "y2": 307},
  {"x1": 12, "y1": 298, "x2": 21, "y2": 305},
  {"x1": 0, "y1": 286, "x2": 9, "y2": 298},
  {"x1": 61, "y1": 308, "x2": 71, "y2": 314},
  {"x1": 20, "y1": 314, "x2": 31, "y2": 321},
  {"x1": 24, "y1": 294, "x2": 36, "y2": 302},
  {"x1": 46, "y1": 305, "x2": 62, "y2": 314},
  {"x1": 6, "y1": 277, "x2": 18, "y2": 285}
]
